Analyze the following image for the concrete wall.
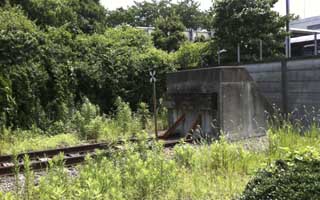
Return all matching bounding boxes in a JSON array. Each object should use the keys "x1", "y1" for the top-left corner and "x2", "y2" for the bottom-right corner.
[
  {"x1": 166, "y1": 67, "x2": 269, "y2": 140},
  {"x1": 243, "y1": 56, "x2": 320, "y2": 121},
  {"x1": 220, "y1": 82, "x2": 267, "y2": 140},
  {"x1": 244, "y1": 61, "x2": 283, "y2": 110}
]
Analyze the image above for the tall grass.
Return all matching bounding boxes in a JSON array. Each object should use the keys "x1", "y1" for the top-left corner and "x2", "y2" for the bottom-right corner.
[
  {"x1": 1, "y1": 121, "x2": 320, "y2": 199},
  {"x1": 0, "y1": 97, "x2": 166, "y2": 155},
  {"x1": 0, "y1": 130, "x2": 79, "y2": 155},
  {"x1": 1, "y1": 106, "x2": 320, "y2": 199}
]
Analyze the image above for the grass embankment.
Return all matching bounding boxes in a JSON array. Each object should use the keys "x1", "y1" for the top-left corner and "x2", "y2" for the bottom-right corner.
[
  {"x1": 0, "y1": 97, "x2": 167, "y2": 156},
  {"x1": 1, "y1": 122, "x2": 319, "y2": 200},
  {"x1": 0, "y1": 129, "x2": 79, "y2": 155}
]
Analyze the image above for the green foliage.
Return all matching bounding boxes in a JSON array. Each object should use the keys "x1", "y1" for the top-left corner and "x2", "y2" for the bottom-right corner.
[
  {"x1": 106, "y1": 0, "x2": 209, "y2": 29},
  {"x1": 0, "y1": 6, "x2": 174, "y2": 129},
  {"x1": 241, "y1": 147, "x2": 320, "y2": 200},
  {"x1": 174, "y1": 41, "x2": 208, "y2": 68},
  {"x1": 7, "y1": 0, "x2": 108, "y2": 34},
  {"x1": 157, "y1": 98, "x2": 168, "y2": 130},
  {"x1": 0, "y1": 128, "x2": 79, "y2": 155},
  {"x1": 7, "y1": 142, "x2": 178, "y2": 200},
  {"x1": 106, "y1": 8, "x2": 135, "y2": 27},
  {"x1": 23, "y1": 155, "x2": 34, "y2": 200},
  {"x1": 174, "y1": 137, "x2": 259, "y2": 174},
  {"x1": 73, "y1": 26, "x2": 173, "y2": 112},
  {"x1": 152, "y1": 14, "x2": 187, "y2": 52},
  {"x1": 0, "y1": 6, "x2": 37, "y2": 32},
  {"x1": 267, "y1": 120, "x2": 320, "y2": 161},
  {"x1": 72, "y1": 97, "x2": 100, "y2": 140},
  {"x1": 172, "y1": 0, "x2": 209, "y2": 29},
  {"x1": 212, "y1": 0, "x2": 288, "y2": 62},
  {"x1": 136, "y1": 102, "x2": 151, "y2": 129},
  {"x1": 114, "y1": 97, "x2": 133, "y2": 133},
  {"x1": 130, "y1": 0, "x2": 172, "y2": 27},
  {"x1": 0, "y1": 122, "x2": 320, "y2": 200}
]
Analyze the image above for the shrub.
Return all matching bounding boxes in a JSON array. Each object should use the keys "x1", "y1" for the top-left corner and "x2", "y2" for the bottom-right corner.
[
  {"x1": 136, "y1": 102, "x2": 151, "y2": 129},
  {"x1": 72, "y1": 97, "x2": 101, "y2": 140},
  {"x1": 83, "y1": 116, "x2": 105, "y2": 140},
  {"x1": 173, "y1": 42, "x2": 207, "y2": 68},
  {"x1": 241, "y1": 147, "x2": 320, "y2": 200}
]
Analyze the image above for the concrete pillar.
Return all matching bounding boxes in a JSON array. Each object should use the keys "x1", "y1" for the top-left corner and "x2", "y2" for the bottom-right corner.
[
  {"x1": 315, "y1": 33, "x2": 318, "y2": 56},
  {"x1": 237, "y1": 44, "x2": 241, "y2": 64},
  {"x1": 259, "y1": 40, "x2": 263, "y2": 61},
  {"x1": 281, "y1": 60, "x2": 288, "y2": 114},
  {"x1": 217, "y1": 48, "x2": 221, "y2": 65}
]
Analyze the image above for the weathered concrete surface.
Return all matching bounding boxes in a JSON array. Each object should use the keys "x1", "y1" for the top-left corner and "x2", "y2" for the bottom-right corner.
[
  {"x1": 244, "y1": 56, "x2": 320, "y2": 122},
  {"x1": 166, "y1": 56, "x2": 320, "y2": 140},
  {"x1": 166, "y1": 67, "x2": 270, "y2": 140}
]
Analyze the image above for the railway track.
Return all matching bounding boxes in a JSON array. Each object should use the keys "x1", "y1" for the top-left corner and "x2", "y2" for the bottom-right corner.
[{"x1": 0, "y1": 138, "x2": 191, "y2": 176}]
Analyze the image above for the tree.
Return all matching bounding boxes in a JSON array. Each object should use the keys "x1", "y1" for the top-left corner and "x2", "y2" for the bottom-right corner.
[
  {"x1": 152, "y1": 14, "x2": 187, "y2": 52},
  {"x1": 174, "y1": 42, "x2": 207, "y2": 68},
  {"x1": 5, "y1": 0, "x2": 108, "y2": 34},
  {"x1": 212, "y1": 0, "x2": 288, "y2": 62},
  {"x1": 106, "y1": 0, "x2": 172, "y2": 27},
  {"x1": 106, "y1": 8, "x2": 135, "y2": 27},
  {"x1": 172, "y1": 0, "x2": 205, "y2": 29},
  {"x1": 0, "y1": 7, "x2": 43, "y2": 127},
  {"x1": 131, "y1": 0, "x2": 172, "y2": 27},
  {"x1": 0, "y1": 5, "x2": 176, "y2": 129},
  {"x1": 105, "y1": 0, "x2": 210, "y2": 29}
]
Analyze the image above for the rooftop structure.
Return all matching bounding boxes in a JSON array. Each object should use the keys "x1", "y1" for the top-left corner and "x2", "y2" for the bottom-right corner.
[{"x1": 290, "y1": 16, "x2": 320, "y2": 30}]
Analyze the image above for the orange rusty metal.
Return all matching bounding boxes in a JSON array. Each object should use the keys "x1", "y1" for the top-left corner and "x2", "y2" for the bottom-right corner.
[{"x1": 158, "y1": 113, "x2": 186, "y2": 139}]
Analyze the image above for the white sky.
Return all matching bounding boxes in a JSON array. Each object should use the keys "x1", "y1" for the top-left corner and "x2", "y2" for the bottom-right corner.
[{"x1": 100, "y1": 0, "x2": 320, "y2": 19}]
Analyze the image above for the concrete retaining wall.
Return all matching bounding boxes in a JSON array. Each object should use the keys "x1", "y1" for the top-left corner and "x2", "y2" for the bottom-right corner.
[{"x1": 243, "y1": 56, "x2": 320, "y2": 120}]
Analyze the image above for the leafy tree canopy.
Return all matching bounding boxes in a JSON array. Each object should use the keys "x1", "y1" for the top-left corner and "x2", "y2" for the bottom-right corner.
[
  {"x1": 152, "y1": 14, "x2": 187, "y2": 52},
  {"x1": 0, "y1": 6, "x2": 175, "y2": 129},
  {"x1": 212, "y1": 0, "x2": 288, "y2": 62},
  {"x1": 106, "y1": 0, "x2": 209, "y2": 29},
  {"x1": 5, "y1": 0, "x2": 108, "y2": 34},
  {"x1": 172, "y1": 0, "x2": 209, "y2": 29}
]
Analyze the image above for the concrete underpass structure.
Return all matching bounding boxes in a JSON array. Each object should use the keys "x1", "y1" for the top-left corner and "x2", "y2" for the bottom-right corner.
[
  {"x1": 165, "y1": 67, "x2": 270, "y2": 140},
  {"x1": 165, "y1": 56, "x2": 320, "y2": 140}
]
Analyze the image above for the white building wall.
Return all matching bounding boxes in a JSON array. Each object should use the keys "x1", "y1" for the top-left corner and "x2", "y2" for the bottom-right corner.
[{"x1": 290, "y1": 16, "x2": 320, "y2": 30}]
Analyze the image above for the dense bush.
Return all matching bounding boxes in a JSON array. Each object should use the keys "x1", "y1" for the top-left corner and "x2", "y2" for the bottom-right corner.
[
  {"x1": 0, "y1": 6, "x2": 175, "y2": 130},
  {"x1": 241, "y1": 147, "x2": 320, "y2": 200},
  {"x1": 174, "y1": 41, "x2": 212, "y2": 68},
  {"x1": 8, "y1": 0, "x2": 108, "y2": 34}
]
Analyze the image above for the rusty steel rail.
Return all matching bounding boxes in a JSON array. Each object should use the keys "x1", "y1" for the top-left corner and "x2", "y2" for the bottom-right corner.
[
  {"x1": 0, "y1": 138, "x2": 192, "y2": 176},
  {"x1": 0, "y1": 143, "x2": 110, "y2": 163}
]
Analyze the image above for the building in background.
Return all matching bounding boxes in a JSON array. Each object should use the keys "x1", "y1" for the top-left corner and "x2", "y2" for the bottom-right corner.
[
  {"x1": 137, "y1": 16, "x2": 320, "y2": 59},
  {"x1": 136, "y1": 27, "x2": 212, "y2": 42},
  {"x1": 290, "y1": 16, "x2": 320, "y2": 57},
  {"x1": 290, "y1": 16, "x2": 320, "y2": 30}
]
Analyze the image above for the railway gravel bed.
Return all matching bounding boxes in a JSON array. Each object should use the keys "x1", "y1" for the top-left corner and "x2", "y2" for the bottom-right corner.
[{"x1": 0, "y1": 167, "x2": 79, "y2": 193}]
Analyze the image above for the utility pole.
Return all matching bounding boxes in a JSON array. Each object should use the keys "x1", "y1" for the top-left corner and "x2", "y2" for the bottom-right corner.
[
  {"x1": 149, "y1": 70, "x2": 158, "y2": 139},
  {"x1": 285, "y1": 0, "x2": 291, "y2": 58}
]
